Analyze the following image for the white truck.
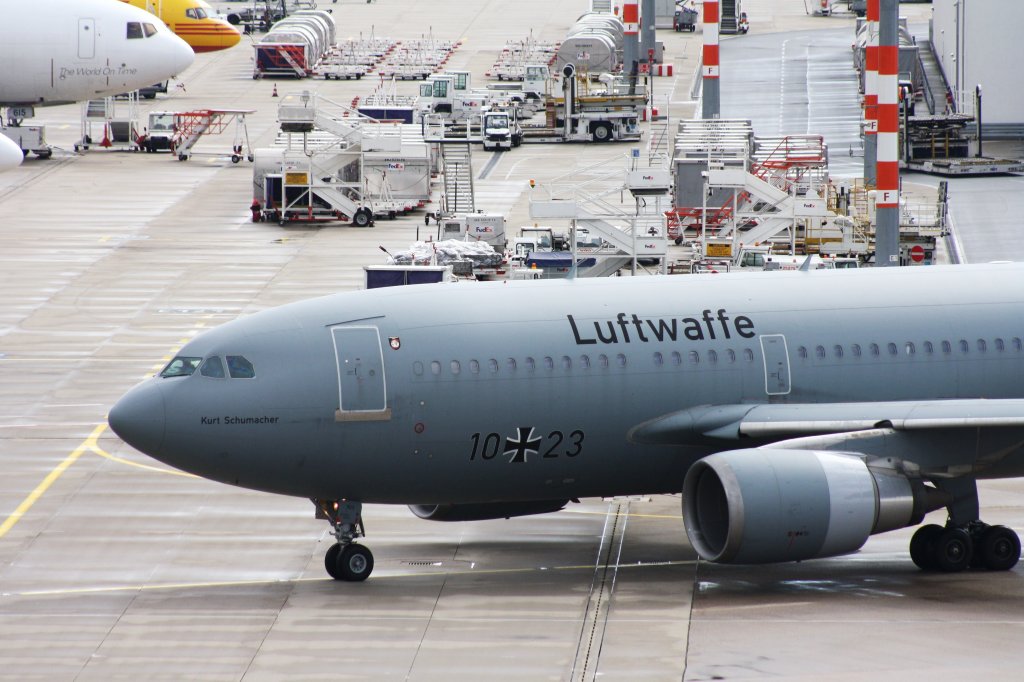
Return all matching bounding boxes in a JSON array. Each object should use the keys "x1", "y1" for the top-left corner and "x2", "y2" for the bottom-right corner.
[
  {"x1": 519, "y1": 64, "x2": 643, "y2": 144},
  {"x1": 481, "y1": 110, "x2": 523, "y2": 151},
  {"x1": 1, "y1": 125, "x2": 51, "y2": 159},
  {"x1": 140, "y1": 111, "x2": 176, "y2": 153}
]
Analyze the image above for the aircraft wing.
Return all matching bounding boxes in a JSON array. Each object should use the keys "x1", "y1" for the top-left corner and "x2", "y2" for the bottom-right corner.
[
  {"x1": 630, "y1": 398, "x2": 1024, "y2": 479},
  {"x1": 629, "y1": 399, "x2": 1024, "y2": 443}
]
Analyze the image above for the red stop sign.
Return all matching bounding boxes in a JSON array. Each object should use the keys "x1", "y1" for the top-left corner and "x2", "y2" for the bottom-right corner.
[{"x1": 910, "y1": 245, "x2": 925, "y2": 263}]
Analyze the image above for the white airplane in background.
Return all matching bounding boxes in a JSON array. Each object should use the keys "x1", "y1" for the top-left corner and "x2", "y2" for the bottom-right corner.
[
  {"x1": 0, "y1": 0, "x2": 194, "y2": 107},
  {"x1": 0, "y1": 134, "x2": 22, "y2": 171}
]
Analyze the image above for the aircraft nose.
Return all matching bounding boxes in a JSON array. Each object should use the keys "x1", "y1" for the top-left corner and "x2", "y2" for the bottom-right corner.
[
  {"x1": 169, "y1": 33, "x2": 196, "y2": 76},
  {"x1": 219, "y1": 21, "x2": 242, "y2": 49},
  {"x1": 108, "y1": 381, "x2": 166, "y2": 457}
]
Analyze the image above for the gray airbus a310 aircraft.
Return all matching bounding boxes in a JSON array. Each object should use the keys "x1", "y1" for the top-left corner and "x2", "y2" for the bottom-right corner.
[{"x1": 109, "y1": 262, "x2": 1024, "y2": 581}]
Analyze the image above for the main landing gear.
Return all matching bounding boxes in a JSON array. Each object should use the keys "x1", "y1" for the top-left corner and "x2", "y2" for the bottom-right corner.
[
  {"x1": 315, "y1": 499, "x2": 374, "y2": 581},
  {"x1": 908, "y1": 478, "x2": 1021, "y2": 572}
]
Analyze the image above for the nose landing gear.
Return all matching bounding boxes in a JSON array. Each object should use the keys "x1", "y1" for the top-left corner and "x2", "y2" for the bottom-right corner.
[{"x1": 315, "y1": 499, "x2": 374, "y2": 581}]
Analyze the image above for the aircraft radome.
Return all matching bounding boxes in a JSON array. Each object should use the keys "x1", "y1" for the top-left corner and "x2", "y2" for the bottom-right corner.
[
  {"x1": 0, "y1": 0, "x2": 194, "y2": 107},
  {"x1": 110, "y1": 263, "x2": 1024, "y2": 581},
  {"x1": 0, "y1": 134, "x2": 22, "y2": 172}
]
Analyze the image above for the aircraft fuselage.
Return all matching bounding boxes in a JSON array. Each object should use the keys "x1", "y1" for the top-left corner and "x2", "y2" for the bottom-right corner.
[{"x1": 110, "y1": 264, "x2": 1024, "y2": 505}]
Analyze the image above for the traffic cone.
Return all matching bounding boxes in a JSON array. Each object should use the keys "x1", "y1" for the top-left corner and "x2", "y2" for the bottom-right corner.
[{"x1": 272, "y1": 84, "x2": 278, "y2": 97}]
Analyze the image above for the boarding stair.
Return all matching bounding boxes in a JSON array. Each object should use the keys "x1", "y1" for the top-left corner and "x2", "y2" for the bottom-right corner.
[
  {"x1": 277, "y1": 92, "x2": 403, "y2": 155},
  {"x1": 916, "y1": 39, "x2": 949, "y2": 115},
  {"x1": 720, "y1": 0, "x2": 740, "y2": 34},
  {"x1": 708, "y1": 167, "x2": 832, "y2": 245},
  {"x1": 574, "y1": 212, "x2": 667, "y2": 277},
  {"x1": 172, "y1": 112, "x2": 211, "y2": 157},
  {"x1": 441, "y1": 143, "x2": 475, "y2": 214},
  {"x1": 669, "y1": 135, "x2": 831, "y2": 243},
  {"x1": 647, "y1": 116, "x2": 672, "y2": 166},
  {"x1": 528, "y1": 155, "x2": 670, "y2": 276}
]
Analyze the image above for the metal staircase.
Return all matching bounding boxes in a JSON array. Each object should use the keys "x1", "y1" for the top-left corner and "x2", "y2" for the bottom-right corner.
[
  {"x1": 440, "y1": 143, "x2": 475, "y2": 214},
  {"x1": 708, "y1": 165, "x2": 831, "y2": 245},
  {"x1": 917, "y1": 39, "x2": 950, "y2": 115},
  {"x1": 528, "y1": 155, "x2": 670, "y2": 277},
  {"x1": 648, "y1": 117, "x2": 672, "y2": 166},
  {"x1": 720, "y1": 0, "x2": 739, "y2": 34}
]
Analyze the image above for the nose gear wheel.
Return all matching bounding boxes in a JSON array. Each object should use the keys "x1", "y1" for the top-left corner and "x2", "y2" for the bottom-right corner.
[{"x1": 314, "y1": 499, "x2": 374, "y2": 581}]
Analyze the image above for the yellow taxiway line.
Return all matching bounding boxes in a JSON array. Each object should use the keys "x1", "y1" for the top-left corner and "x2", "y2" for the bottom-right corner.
[
  {"x1": 0, "y1": 325, "x2": 209, "y2": 540},
  {"x1": 0, "y1": 423, "x2": 107, "y2": 539}
]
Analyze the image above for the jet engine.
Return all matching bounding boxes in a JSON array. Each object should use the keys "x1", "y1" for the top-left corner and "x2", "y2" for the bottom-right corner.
[
  {"x1": 682, "y1": 448, "x2": 945, "y2": 564},
  {"x1": 409, "y1": 500, "x2": 569, "y2": 522}
]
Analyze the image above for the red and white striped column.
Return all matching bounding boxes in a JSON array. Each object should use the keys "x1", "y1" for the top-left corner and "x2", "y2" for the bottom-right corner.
[
  {"x1": 863, "y1": 0, "x2": 879, "y2": 185},
  {"x1": 623, "y1": 2, "x2": 640, "y2": 77},
  {"x1": 875, "y1": 0, "x2": 900, "y2": 266},
  {"x1": 702, "y1": 0, "x2": 720, "y2": 119}
]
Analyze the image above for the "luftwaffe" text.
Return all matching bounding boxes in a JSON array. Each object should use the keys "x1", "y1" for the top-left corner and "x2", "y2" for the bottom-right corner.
[{"x1": 567, "y1": 309, "x2": 756, "y2": 345}]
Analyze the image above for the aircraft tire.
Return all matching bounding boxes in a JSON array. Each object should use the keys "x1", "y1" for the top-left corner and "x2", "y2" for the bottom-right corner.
[
  {"x1": 325, "y1": 543, "x2": 343, "y2": 580},
  {"x1": 909, "y1": 524, "x2": 942, "y2": 570},
  {"x1": 338, "y1": 544, "x2": 374, "y2": 581},
  {"x1": 980, "y1": 525, "x2": 1021, "y2": 571},
  {"x1": 934, "y1": 527, "x2": 973, "y2": 573}
]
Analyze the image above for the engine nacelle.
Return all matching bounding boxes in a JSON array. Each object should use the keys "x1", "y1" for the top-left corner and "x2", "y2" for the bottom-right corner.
[
  {"x1": 682, "y1": 448, "x2": 940, "y2": 564},
  {"x1": 409, "y1": 499, "x2": 569, "y2": 522}
]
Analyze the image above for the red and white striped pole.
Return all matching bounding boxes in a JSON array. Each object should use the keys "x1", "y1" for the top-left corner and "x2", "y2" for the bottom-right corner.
[
  {"x1": 863, "y1": 0, "x2": 879, "y2": 185},
  {"x1": 875, "y1": 0, "x2": 900, "y2": 266},
  {"x1": 623, "y1": 2, "x2": 640, "y2": 77},
  {"x1": 702, "y1": 0, "x2": 720, "y2": 119}
]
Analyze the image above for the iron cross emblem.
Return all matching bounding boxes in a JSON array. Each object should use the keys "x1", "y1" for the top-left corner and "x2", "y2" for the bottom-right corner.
[{"x1": 504, "y1": 426, "x2": 541, "y2": 464}]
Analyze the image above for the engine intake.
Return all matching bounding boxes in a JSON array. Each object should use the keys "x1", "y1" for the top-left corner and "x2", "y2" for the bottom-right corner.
[
  {"x1": 682, "y1": 448, "x2": 944, "y2": 564},
  {"x1": 409, "y1": 499, "x2": 569, "y2": 522}
]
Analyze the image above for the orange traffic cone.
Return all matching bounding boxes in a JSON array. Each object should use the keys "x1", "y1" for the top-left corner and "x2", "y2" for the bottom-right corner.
[{"x1": 272, "y1": 84, "x2": 278, "y2": 97}]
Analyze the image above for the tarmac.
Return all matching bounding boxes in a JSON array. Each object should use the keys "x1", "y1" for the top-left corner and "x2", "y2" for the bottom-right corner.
[{"x1": 4, "y1": 1, "x2": 1024, "y2": 680}]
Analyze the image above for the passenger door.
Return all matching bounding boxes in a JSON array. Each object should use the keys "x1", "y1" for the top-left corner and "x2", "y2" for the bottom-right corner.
[
  {"x1": 760, "y1": 334, "x2": 792, "y2": 396},
  {"x1": 331, "y1": 326, "x2": 390, "y2": 421},
  {"x1": 78, "y1": 18, "x2": 96, "y2": 59}
]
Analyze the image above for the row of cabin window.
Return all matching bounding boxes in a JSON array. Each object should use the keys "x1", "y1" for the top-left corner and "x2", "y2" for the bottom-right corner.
[
  {"x1": 797, "y1": 337, "x2": 1024, "y2": 361},
  {"x1": 412, "y1": 348, "x2": 760, "y2": 377}
]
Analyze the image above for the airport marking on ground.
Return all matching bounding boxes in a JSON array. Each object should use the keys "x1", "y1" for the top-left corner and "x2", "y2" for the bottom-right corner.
[
  {"x1": 0, "y1": 322, "x2": 211, "y2": 539},
  {"x1": 0, "y1": 423, "x2": 107, "y2": 540}
]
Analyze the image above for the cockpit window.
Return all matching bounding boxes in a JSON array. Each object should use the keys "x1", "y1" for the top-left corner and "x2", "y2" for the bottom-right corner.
[
  {"x1": 161, "y1": 356, "x2": 202, "y2": 377},
  {"x1": 200, "y1": 356, "x2": 226, "y2": 378},
  {"x1": 127, "y1": 22, "x2": 144, "y2": 39},
  {"x1": 186, "y1": 8, "x2": 208, "y2": 20},
  {"x1": 226, "y1": 355, "x2": 255, "y2": 379},
  {"x1": 143, "y1": 23, "x2": 158, "y2": 38}
]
